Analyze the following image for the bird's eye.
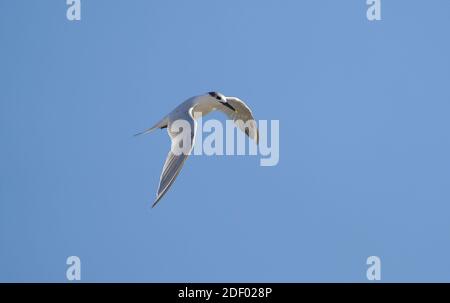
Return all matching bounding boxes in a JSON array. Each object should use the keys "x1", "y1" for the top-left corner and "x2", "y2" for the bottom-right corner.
[{"x1": 216, "y1": 96, "x2": 221, "y2": 100}]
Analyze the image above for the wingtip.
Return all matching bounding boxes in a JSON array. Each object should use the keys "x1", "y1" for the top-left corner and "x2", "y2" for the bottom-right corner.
[{"x1": 151, "y1": 196, "x2": 162, "y2": 208}]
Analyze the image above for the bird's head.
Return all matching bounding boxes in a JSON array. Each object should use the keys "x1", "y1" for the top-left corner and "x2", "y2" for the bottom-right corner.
[{"x1": 207, "y1": 91, "x2": 236, "y2": 111}]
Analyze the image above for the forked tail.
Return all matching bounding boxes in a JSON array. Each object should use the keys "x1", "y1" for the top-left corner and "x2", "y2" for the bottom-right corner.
[{"x1": 134, "y1": 118, "x2": 168, "y2": 136}]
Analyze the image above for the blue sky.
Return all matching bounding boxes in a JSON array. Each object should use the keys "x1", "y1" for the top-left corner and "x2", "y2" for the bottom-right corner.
[{"x1": 1, "y1": 0, "x2": 450, "y2": 282}]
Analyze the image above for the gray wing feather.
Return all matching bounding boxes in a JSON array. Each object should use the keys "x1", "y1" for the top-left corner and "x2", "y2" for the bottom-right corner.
[
  {"x1": 225, "y1": 97, "x2": 259, "y2": 144},
  {"x1": 152, "y1": 113, "x2": 196, "y2": 208}
]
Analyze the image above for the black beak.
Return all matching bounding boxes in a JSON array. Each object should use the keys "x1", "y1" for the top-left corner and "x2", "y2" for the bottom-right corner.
[{"x1": 222, "y1": 102, "x2": 235, "y2": 111}]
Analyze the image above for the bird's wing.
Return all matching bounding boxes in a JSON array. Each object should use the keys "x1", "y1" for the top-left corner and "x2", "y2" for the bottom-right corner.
[
  {"x1": 224, "y1": 97, "x2": 259, "y2": 144},
  {"x1": 152, "y1": 111, "x2": 196, "y2": 208}
]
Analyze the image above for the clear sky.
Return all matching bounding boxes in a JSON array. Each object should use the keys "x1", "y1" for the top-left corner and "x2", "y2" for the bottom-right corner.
[{"x1": 1, "y1": 0, "x2": 450, "y2": 282}]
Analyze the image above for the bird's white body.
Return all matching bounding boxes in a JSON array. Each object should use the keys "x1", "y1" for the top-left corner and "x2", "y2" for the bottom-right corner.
[
  {"x1": 150, "y1": 95, "x2": 221, "y2": 129},
  {"x1": 137, "y1": 92, "x2": 258, "y2": 207}
]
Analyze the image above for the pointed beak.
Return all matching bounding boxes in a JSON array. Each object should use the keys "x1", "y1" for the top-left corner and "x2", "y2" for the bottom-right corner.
[{"x1": 222, "y1": 101, "x2": 236, "y2": 111}]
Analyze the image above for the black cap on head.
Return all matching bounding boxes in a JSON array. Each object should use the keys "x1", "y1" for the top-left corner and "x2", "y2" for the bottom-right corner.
[{"x1": 208, "y1": 91, "x2": 226, "y2": 101}]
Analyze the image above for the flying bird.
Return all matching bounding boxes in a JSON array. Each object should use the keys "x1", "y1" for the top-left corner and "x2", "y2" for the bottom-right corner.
[{"x1": 136, "y1": 92, "x2": 259, "y2": 208}]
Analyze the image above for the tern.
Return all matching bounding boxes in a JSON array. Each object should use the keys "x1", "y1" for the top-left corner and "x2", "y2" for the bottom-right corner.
[{"x1": 136, "y1": 92, "x2": 259, "y2": 208}]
